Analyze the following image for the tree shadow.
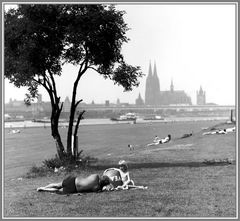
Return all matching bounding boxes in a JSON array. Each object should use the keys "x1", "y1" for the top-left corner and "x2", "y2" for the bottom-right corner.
[{"x1": 89, "y1": 160, "x2": 235, "y2": 171}]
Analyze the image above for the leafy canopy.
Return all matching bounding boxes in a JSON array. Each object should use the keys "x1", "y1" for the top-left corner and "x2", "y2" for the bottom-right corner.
[{"x1": 5, "y1": 4, "x2": 143, "y2": 96}]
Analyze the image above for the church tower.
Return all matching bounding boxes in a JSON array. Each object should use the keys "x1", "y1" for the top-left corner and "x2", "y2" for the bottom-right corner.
[
  {"x1": 144, "y1": 60, "x2": 192, "y2": 106},
  {"x1": 145, "y1": 61, "x2": 161, "y2": 105},
  {"x1": 135, "y1": 93, "x2": 144, "y2": 106},
  {"x1": 170, "y1": 79, "x2": 174, "y2": 92},
  {"x1": 196, "y1": 86, "x2": 206, "y2": 105},
  {"x1": 145, "y1": 62, "x2": 154, "y2": 105},
  {"x1": 152, "y1": 62, "x2": 160, "y2": 105}
]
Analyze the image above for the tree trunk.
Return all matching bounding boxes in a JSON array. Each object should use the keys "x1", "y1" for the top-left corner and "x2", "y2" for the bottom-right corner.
[
  {"x1": 67, "y1": 82, "x2": 79, "y2": 155},
  {"x1": 67, "y1": 103, "x2": 75, "y2": 155},
  {"x1": 53, "y1": 134, "x2": 65, "y2": 159},
  {"x1": 67, "y1": 66, "x2": 85, "y2": 155},
  {"x1": 51, "y1": 108, "x2": 65, "y2": 159}
]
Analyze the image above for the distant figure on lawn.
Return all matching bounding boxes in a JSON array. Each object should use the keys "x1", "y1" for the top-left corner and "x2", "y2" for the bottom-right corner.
[
  {"x1": 226, "y1": 127, "x2": 235, "y2": 133},
  {"x1": 147, "y1": 134, "x2": 171, "y2": 147},
  {"x1": 153, "y1": 135, "x2": 160, "y2": 143},
  {"x1": 8, "y1": 129, "x2": 20, "y2": 134},
  {"x1": 203, "y1": 129, "x2": 227, "y2": 135},
  {"x1": 181, "y1": 132, "x2": 193, "y2": 139},
  {"x1": 128, "y1": 144, "x2": 134, "y2": 151},
  {"x1": 37, "y1": 174, "x2": 110, "y2": 194}
]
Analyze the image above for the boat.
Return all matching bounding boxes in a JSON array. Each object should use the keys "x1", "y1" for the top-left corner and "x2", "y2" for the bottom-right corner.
[
  {"x1": 143, "y1": 115, "x2": 164, "y2": 120},
  {"x1": 4, "y1": 114, "x2": 25, "y2": 122},
  {"x1": 111, "y1": 113, "x2": 137, "y2": 121},
  {"x1": 32, "y1": 118, "x2": 51, "y2": 123},
  {"x1": 5, "y1": 118, "x2": 25, "y2": 122}
]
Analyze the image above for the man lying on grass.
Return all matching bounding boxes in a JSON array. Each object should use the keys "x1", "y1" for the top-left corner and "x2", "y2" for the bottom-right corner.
[{"x1": 37, "y1": 174, "x2": 110, "y2": 194}]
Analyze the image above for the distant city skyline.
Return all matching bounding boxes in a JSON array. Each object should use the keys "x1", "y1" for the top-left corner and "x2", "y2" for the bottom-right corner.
[{"x1": 4, "y1": 3, "x2": 236, "y2": 105}]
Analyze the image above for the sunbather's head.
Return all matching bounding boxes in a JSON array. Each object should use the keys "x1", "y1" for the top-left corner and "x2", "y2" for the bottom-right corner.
[
  {"x1": 99, "y1": 175, "x2": 110, "y2": 190},
  {"x1": 119, "y1": 160, "x2": 128, "y2": 171}
]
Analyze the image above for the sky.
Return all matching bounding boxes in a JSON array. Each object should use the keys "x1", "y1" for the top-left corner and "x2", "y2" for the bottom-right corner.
[{"x1": 4, "y1": 3, "x2": 236, "y2": 105}]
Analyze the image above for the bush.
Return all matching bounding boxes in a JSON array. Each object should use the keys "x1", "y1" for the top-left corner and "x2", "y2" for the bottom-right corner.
[
  {"x1": 203, "y1": 158, "x2": 234, "y2": 165},
  {"x1": 25, "y1": 152, "x2": 98, "y2": 178},
  {"x1": 43, "y1": 153, "x2": 98, "y2": 170},
  {"x1": 25, "y1": 165, "x2": 52, "y2": 178},
  {"x1": 43, "y1": 156, "x2": 67, "y2": 169}
]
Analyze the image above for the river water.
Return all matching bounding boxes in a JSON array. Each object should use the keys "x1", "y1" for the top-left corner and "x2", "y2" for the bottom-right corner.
[{"x1": 4, "y1": 116, "x2": 229, "y2": 128}]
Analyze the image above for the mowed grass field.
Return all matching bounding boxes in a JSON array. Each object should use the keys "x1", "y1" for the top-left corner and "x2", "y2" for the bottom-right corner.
[{"x1": 4, "y1": 120, "x2": 236, "y2": 217}]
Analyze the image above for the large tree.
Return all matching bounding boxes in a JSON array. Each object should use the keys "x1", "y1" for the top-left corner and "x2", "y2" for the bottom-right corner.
[{"x1": 4, "y1": 4, "x2": 143, "y2": 159}]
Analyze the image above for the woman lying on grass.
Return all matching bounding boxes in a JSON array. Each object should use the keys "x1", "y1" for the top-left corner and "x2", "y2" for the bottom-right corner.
[
  {"x1": 147, "y1": 134, "x2": 171, "y2": 147},
  {"x1": 37, "y1": 174, "x2": 110, "y2": 194}
]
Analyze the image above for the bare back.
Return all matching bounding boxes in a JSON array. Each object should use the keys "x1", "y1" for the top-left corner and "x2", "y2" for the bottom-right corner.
[{"x1": 75, "y1": 174, "x2": 100, "y2": 192}]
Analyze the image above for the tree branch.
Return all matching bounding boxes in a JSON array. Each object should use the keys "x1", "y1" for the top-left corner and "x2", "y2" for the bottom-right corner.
[
  {"x1": 74, "y1": 46, "x2": 89, "y2": 85},
  {"x1": 74, "y1": 110, "x2": 85, "y2": 137},
  {"x1": 88, "y1": 66, "x2": 98, "y2": 73},
  {"x1": 74, "y1": 99, "x2": 83, "y2": 109},
  {"x1": 47, "y1": 69, "x2": 58, "y2": 102},
  {"x1": 56, "y1": 102, "x2": 63, "y2": 119},
  {"x1": 32, "y1": 76, "x2": 55, "y2": 110},
  {"x1": 70, "y1": 60, "x2": 86, "y2": 118},
  {"x1": 59, "y1": 102, "x2": 63, "y2": 112},
  {"x1": 32, "y1": 77, "x2": 49, "y2": 92}
]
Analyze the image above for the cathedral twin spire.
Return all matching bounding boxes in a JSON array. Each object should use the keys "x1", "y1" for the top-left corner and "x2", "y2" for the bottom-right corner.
[
  {"x1": 145, "y1": 61, "x2": 160, "y2": 105},
  {"x1": 147, "y1": 61, "x2": 158, "y2": 78},
  {"x1": 145, "y1": 60, "x2": 192, "y2": 105},
  {"x1": 153, "y1": 61, "x2": 158, "y2": 78}
]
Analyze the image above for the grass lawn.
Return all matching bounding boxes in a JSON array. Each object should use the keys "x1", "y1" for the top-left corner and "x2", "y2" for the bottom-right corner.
[{"x1": 3, "y1": 120, "x2": 236, "y2": 217}]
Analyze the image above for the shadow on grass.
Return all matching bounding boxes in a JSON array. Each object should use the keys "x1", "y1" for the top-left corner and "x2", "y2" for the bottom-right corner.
[{"x1": 89, "y1": 160, "x2": 235, "y2": 171}]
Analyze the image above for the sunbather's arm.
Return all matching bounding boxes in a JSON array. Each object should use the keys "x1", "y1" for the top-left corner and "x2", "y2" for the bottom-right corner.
[{"x1": 122, "y1": 172, "x2": 132, "y2": 187}]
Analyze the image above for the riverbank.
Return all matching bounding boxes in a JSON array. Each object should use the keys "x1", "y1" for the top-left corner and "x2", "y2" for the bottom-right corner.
[
  {"x1": 4, "y1": 116, "x2": 230, "y2": 128},
  {"x1": 4, "y1": 120, "x2": 236, "y2": 217}
]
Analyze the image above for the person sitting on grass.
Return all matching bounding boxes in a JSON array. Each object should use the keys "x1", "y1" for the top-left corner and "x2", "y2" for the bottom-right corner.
[
  {"x1": 102, "y1": 160, "x2": 148, "y2": 190},
  {"x1": 37, "y1": 174, "x2": 110, "y2": 194},
  {"x1": 117, "y1": 160, "x2": 135, "y2": 189},
  {"x1": 147, "y1": 134, "x2": 171, "y2": 147}
]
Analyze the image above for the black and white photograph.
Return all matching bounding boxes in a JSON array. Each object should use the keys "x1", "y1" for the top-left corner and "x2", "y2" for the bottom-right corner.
[{"x1": 2, "y1": 0, "x2": 238, "y2": 218}]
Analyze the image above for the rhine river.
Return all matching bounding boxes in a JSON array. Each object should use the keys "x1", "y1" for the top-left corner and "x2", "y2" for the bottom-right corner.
[{"x1": 4, "y1": 116, "x2": 229, "y2": 129}]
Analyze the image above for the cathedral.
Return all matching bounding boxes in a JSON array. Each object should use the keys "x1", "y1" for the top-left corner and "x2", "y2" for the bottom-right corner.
[
  {"x1": 144, "y1": 62, "x2": 192, "y2": 106},
  {"x1": 196, "y1": 86, "x2": 206, "y2": 105}
]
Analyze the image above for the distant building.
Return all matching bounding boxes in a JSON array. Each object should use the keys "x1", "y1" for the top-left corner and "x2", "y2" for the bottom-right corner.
[
  {"x1": 196, "y1": 86, "x2": 206, "y2": 105},
  {"x1": 145, "y1": 62, "x2": 159, "y2": 105},
  {"x1": 145, "y1": 61, "x2": 192, "y2": 105},
  {"x1": 37, "y1": 94, "x2": 43, "y2": 103},
  {"x1": 116, "y1": 98, "x2": 120, "y2": 106},
  {"x1": 63, "y1": 96, "x2": 71, "y2": 112},
  {"x1": 9, "y1": 99, "x2": 24, "y2": 107},
  {"x1": 105, "y1": 100, "x2": 110, "y2": 107},
  {"x1": 135, "y1": 93, "x2": 144, "y2": 106}
]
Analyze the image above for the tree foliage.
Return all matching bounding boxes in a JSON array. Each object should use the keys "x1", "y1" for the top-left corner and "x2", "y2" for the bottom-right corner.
[{"x1": 4, "y1": 4, "x2": 143, "y2": 159}]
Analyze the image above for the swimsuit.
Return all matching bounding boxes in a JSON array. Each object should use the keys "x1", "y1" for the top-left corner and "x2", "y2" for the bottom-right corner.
[{"x1": 62, "y1": 176, "x2": 77, "y2": 193}]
